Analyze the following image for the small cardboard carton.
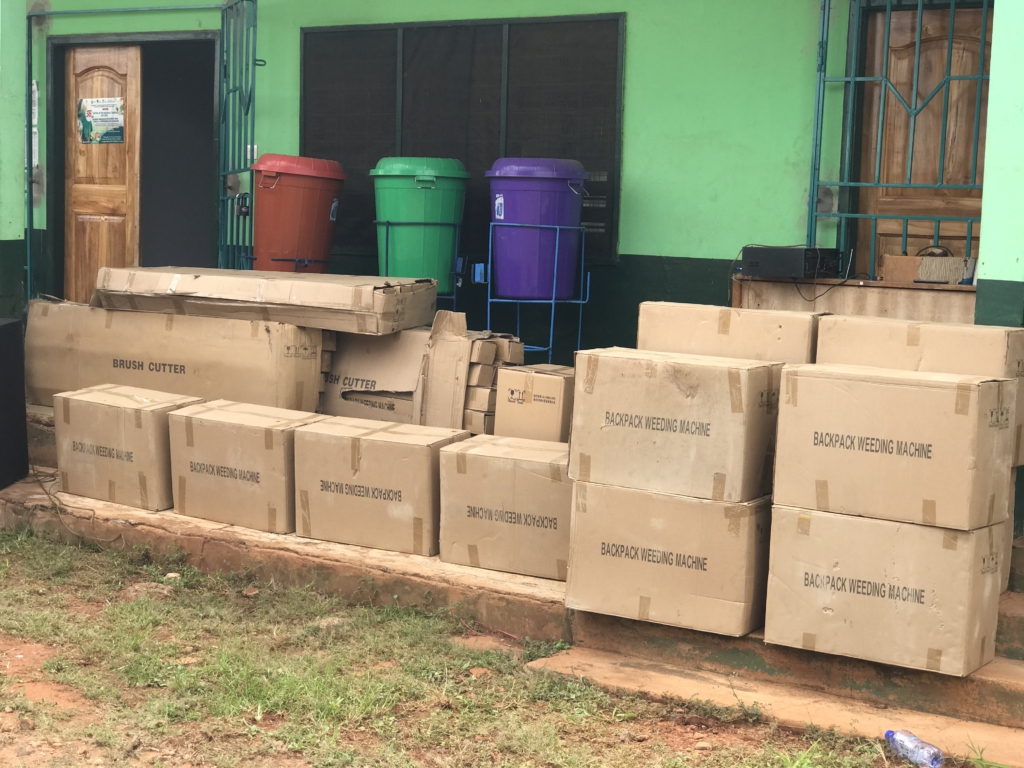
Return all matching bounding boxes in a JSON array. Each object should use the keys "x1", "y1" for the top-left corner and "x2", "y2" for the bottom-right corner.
[
  {"x1": 468, "y1": 364, "x2": 498, "y2": 388},
  {"x1": 25, "y1": 300, "x2": 322, "y2": 411},
  {"x1": 294, "y1": 417, "x2": 469, "y2": 555},
  {"x1": 566, "y1": 482, "x2": 771, "y2": 636},
  {"x1": 465, "y1": 386, "x2": 497, "y2": 412},
  {"x1": 92, "y1": 267, "x2": 437, "y2": 335},
  {"x1": 463, "y1": 410, "x2": 494, "y2": 435},
  {"x1": 491, "y1": 335, "x2": 525, "y2": 365},
  {"x1": 494, "y1": 364, "x2": 575, "y2": 443},
  {"x1": 765, "y1": 505, "x2": 1001, "y2": 676},
  {"x1": 774, "y1": 364, "x2": 1015, "y2": 530},
  {"x1": 470, "y1": 339, "x2": 498, "y2": 365},
  {"x1": 816, "y1": 314, "x2": 1024, "y2": 465},
  {"x1": 637, "y1": 302, "x2": 825, "y2": 364},
  {"x1": 569, "y1": 348, "x2": 782, "y2": 502},
  {"x1": 323, "y1": 311, "x2": 474, "y2": 429},
  {"x1": 439, "y1": 435, "x2": 572, "y2": 580},
  {"x1": 54, "y1": 384, "x2": 204, "y2": 510},
  {"x1": 169, "y1": 400, "x2": 326, "y2": 533}
]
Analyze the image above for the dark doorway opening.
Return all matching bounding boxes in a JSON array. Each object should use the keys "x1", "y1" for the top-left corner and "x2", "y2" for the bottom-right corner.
[{"x1": 139, "y1": 40, "x2": 218, "y2": 268}]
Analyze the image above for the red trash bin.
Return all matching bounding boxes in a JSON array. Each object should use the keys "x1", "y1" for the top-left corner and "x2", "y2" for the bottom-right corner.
[{"x1": 252, "y1": 154, "x2": 346, "y2": 273}]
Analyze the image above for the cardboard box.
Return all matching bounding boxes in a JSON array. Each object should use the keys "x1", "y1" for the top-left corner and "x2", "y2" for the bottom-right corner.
[
  {"x1": 93, "y1": 267, "x2": 437, "y2": 335},
  {"x1": 878, "y1": 253, "x2": 975, "y2": 285},
  {"x1": 566, "y1": 482, "x2": 771, "y2": 636},
  {"x1": 765, "y1": 505, "x2": 1001, "y2": 676},
  {"x1": 294, "y1": 417, "x2": 468, "y2": 554},
  {"x1": 169, "y1": 400, "x2": 325, "y2": 533},
  {"x1": 637, "y1": 302, "x2": 824, "y2": 364},
  {"x1": 774, "y1": 364, "x2": 1015, "y2": 530},
  {"x1": 54, "y1": 385, "x2": 203, "y2": 511},
  {"x1": 470, "y1": 339, "x2": 497, "y2": 365},
  {"x1": 492, "y1": 336, "x2": 525, "y2": 365},
  {"x1": 817, "y1": 314, "x2": 1024, "y2": 465},
  {"x1": 468, "y1": 364, "x2": 498, "y2": 388},
  {"x1": 494, "y1": 364, "x2": 575, "y2": 443},
  {"x1": 465, "y1": 386, "x2": 497, "y2": 412},
  {"x1": 569, "y1": 348, "x2": 782, "y2": 501},
  {"x1": 439, "y1": 435, "x2": 572, "y2": 580},
  {"x1": 323, "y1": 311, "x2": 473, "y2": 429},
  {"x1": 25, "y1": 300, "x2": 322, "y2": 411},
  {"x1": 463, "y1": 409, "x2": 494, "y2": 435}
]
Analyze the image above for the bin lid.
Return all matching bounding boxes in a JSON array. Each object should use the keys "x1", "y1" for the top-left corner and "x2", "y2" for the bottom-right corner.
[
  {"x1": 252, "y1": 154, "x2": 347, "y2": 180},
  {"x1": 485, "y1": 158, "x2": 587, "y2": 180},
  {"x1": 370, "y1": 157, "x2": 471, "y2": 179}
]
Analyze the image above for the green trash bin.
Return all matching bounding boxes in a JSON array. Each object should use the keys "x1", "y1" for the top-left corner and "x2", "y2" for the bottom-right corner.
[{"x1": 370, "y1": 157, "x2": 471, "y2": 294}]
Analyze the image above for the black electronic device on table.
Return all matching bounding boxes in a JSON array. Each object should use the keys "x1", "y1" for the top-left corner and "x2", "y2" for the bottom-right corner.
[
  {"x1": 0, "y1": 318, "x2": 28, "y2": 490},
  {"x1": 740, "y1": 246, "x2": 843, "y2": 279}
]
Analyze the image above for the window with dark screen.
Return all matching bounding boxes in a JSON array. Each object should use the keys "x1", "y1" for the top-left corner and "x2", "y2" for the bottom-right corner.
[{"x1": 301, "y1": 15, "x2": 623, "y2": 265}]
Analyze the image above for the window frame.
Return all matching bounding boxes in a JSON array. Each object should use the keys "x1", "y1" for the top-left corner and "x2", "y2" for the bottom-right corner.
[{"x1": 299, "y1": 12, "x2": 626, "y2": 264}]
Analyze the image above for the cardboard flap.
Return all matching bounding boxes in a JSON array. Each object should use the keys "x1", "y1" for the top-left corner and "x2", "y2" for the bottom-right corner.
[
  {"x1": 422, "y1": 311, "x2": 472, "y2": 429},
  {"x1": 331, "y1": 328, "x2": 432, "y2": 394}
]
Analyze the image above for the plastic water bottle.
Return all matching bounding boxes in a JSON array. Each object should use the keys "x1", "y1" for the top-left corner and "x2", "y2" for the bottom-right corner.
[{"x1": 885, "y1": 730, "x2": 944, "y2": 767}]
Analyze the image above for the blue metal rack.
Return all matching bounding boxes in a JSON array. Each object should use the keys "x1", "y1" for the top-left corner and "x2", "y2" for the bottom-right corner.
[
  {"x1": 376, "y1": 220, "x2": 461, "y2": 309},
  {"x1": 484, "y1": 222, "x2": 590, "y2": 364}
]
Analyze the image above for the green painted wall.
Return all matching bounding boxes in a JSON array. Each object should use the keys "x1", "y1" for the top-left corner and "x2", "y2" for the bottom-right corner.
[
  {"x1": 0, "y1": 0, "x2": 25, "y2": 241},
  {"x1": 977, "y1": 2, "x2": 1024, "y2": 285}
]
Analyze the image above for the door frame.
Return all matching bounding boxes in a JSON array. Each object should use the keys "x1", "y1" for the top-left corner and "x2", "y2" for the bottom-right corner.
[{"x1": 45, "y1": 31, "x2": 220, "y2": 298}]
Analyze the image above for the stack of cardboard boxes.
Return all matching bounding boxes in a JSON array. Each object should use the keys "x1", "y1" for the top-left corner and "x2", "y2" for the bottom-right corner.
[
  {"x1": 766, "y1": 363, "x2": 1012, "y2": 676},
  {"x1": 463, "y1": 333, "x2": 525, "y2": 435}
]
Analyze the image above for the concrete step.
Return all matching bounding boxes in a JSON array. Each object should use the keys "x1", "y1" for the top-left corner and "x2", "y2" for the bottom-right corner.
[
  {"x1": 528, "y1": 647, "x2": 1024, "y2": 767},
  {"x1": 2, "y1": 474, "x2": 1023, "y2": 731}
]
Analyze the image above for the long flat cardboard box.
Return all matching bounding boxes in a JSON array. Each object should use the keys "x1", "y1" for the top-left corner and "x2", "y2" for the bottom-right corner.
[
  {"x1": 817, "y1": 314, "x2": 1024, "y2": 465},
  {"x1": 25, "y1": 300, "x2": 322, "y2": 412},
  {"x1": 55, "y1": 384, "x2": 203, "y2": 511},
  {"x1": 294, "y1": 417, "x2": 468, "y2": 555},
  {"x1": 439, "y1": 435, "x2": 572, "y2": 580},
  {"x1": 92, "y1": 267, "x2": 437, "y2": 335},
  {"x1": 566, "y1": 482, "x2": 771, "y2": 636},
  {"x1": 774, "y1": 363, "x2": 1015, "y2": 530},
  {"x1": 765, "y1": 505, "x2": 1001, "y2": 676},
  {"x1": 169, "y1": 400, "x2": 325, "y2": 533},
  {"x1": 637, "y1": 303, "x2": 825, "y2": 364},
  {"x1": 569, "y1": 348, "x2": 782, "y2": 501}
]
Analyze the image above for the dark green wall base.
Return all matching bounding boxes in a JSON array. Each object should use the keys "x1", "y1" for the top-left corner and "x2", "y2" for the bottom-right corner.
[
  {"x1": 0, "y1": 232, "x2": 58, "y2": 321},
  {"x1": 975, "y1": 279, "x2": 1024, "y2": 327}
]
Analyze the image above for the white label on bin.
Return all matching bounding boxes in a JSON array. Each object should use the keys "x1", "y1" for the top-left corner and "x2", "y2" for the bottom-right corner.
[
  {"x1": 494, "y1": 194, "x2": 504, "y2": 220},
  {"x1": 329, "y1": 198, "x2": 339, "y2": 222}
]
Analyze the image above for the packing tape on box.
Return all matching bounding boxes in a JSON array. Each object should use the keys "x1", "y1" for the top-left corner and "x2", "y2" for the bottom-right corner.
[
  {"x1": 711, "y1": 473, "x2": 726, "y2": 501},
  {"x1": 456, "y1": 451, "x2": 468, "y2": 474},
  {"x1": 60, "y1": 471, "x2": 68, "y2": 492},
  {"x1": 178, "y1": 476, "x2": 186, "y2": 513},
  {"x1": 259, "y1": 306, "x2": 272, "y2": 322},
  {"x1": 556, "y1": 559, "x2": 568, "y2": 580},
  {"x1": 989, "y1": 493, "x2": 996, "y2": 524},
  {"x1": 134, "y1": 410, "x2": 143, "y2": 429},
  {"x1": 643, "y1": 360, "x2": 657, "y2": 379},
  {"x1": 267, "y1": 504, "x2": 277, "y2": 532},
  {"x1": 583, "y1": 355, "x2": 599, "y2": 394},
  {"x1": 577, "y1": 454, "x2": 591, "y2": 482},
  {"x1": 815, "y1": 480, "x2": 829, "y2": 512},
  {"x1": 1015, "y1": 425, "x2": 1022, "y2": 466},
  {"x1": 548, "y1": 460, "x2": 564, "y2": 482},
  {"x1": 906, "y1": 324, "x2": 921, "y2": 347},
  {"x1": 185, "y1": 418, "x2": 195, "y2": 448},
  {"x1": 467, "y1": 543, "x2": 480, "y2": 567},
  {"x1": 785, "y1": 372, "x2": 798, "y2": 407},
  {"x1": 724, "y1": 504, "x2": 750, "y2": 536},
  {"x1": 638, "y1": 595, "x2": 651, "y2": 621},
  {"x1": 797, "y1": 514, "x2": 812, "y2": 535},
  {"x1": 718, "y1": 308, "x2": 731, "y2": 336},
  {"x1": 250, "y1": 321, "x2": 259, "y2": 338},
  {"x1": 922, "y1": 500, "x2": 937, "y2": 525},
  {"x1": 524, "y1": 373, "x2": 535, "y2": 404},
  {"x1": 356, "y1": 314, "x2": 368, "y2": 334},
  {"x1": 127, "y1": 295, "x2": 139, "y2": 311},
  {"x1": 40, "y1": 304, "x2": 49, "y2": 317},
  {"x1": 351, "y1": 438, "x2": 362, "y2": 472},
  {"x1": 171, "y1": 297, "x2": 186, "y2": 316},
  {"x1": 164, "y1": 314, "x2": 174, "y2": 332},
  {"x1": 943, "y1": 531, "x2": 959, "y2": 551},
  {"x1": 954, "y1": 383, "x2": 972, "y2": 415},
  {"x1": 139, "y1": 472, "x2": 148, "y2": 509},
  {"x1": 575, "y1": 483, "x2": 587, "y2": 514},
  {"x1": 299, "y1": 490, "x2": 311, "y2": 537},
  {"x1": 926, "y1": 648, "x2": 943, "y2": 672},
  {"x1": 728, "y1": 369, "x2": 744, "y2": 413},
  {"x1": 265, "y1": 429, "x2": 275, "y2": 451},
  {"x1": 62, "y1": 398, "x2": 70, "y2": 424},
  {"x1": 108, "y1": 480, "x2": 116, "y2": 503},
  {"x1": 802, "y1": 633, "x2": 816, "y2": 651},
  {"x1": 105, "y1": 312, "x2": 114, "y2": 329},
  {"x1": 413, "y1": 516, "x2": 424, "y2": 555}
]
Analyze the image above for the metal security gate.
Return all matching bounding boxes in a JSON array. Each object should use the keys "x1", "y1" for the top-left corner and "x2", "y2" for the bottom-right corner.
[
  {"x1": 808, "y1": 0, "x2": 991, "y2": 278},
  {"x1": 219, "y1": 0, "x2": 260, "y2": 269}
]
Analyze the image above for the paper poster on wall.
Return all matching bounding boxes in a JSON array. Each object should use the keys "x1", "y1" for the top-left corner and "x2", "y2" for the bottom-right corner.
[{"x1": 78, "y1": 97, "x2": 124, "y2": 144}]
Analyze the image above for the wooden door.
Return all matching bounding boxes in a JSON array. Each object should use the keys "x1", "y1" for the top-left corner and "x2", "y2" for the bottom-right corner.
[
  {"x1": 65, "y1": 46, "x2": 141, "y2": 303},
  {"x1": 855, "y1": 9, "x2": 991, "y2": 275}
]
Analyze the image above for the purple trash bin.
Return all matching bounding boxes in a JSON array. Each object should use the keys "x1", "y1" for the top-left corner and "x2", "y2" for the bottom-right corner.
[{"x1": 486, "y1": 158, "x2": 588, "y2": 299}]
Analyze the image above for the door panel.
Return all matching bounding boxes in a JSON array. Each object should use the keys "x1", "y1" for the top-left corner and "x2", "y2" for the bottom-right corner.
[
  {"x1": 855, "y1": 9, "x2": 990, "y2": 274},
  {"x1": 65, "y1": 46, "x2": 140, "y2": 303}
]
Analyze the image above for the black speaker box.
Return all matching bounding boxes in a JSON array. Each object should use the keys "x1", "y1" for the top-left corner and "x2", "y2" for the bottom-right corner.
[{"x1": 0, "y1": 319, "x2": 29, "y2": 489}]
